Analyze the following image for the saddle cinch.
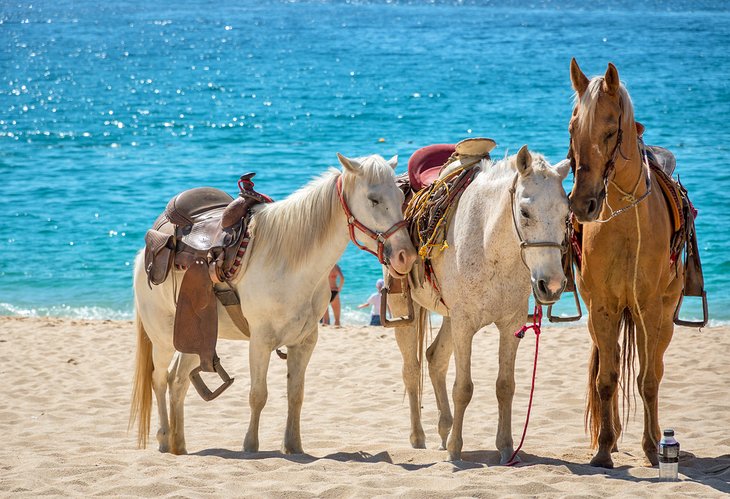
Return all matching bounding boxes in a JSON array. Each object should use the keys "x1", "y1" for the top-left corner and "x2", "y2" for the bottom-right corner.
[{"x1": 144, "y1": 173, "x2": 271, "y2": 401}]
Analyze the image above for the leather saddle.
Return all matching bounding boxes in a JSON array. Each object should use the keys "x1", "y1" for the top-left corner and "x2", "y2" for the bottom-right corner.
[
  {"x1": 383, "y1": 138, "x2": 495, "y2": 326},
  {"x1": 143, "y1": 173, "x2": 271, "y2": 400}
]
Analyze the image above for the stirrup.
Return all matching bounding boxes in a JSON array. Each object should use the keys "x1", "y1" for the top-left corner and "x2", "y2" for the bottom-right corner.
[
  {"x1": 189, "y1": 357, "x2": 234, "y2": 401},
  {"x1": 547, "y1": 290, "x2": 583, "y2": 322},
  {"x1": 673, "y1": 291, "x2": 709, "y2": 328},
  {"x1": 380, "y1": 279, "x2": 415, "y2": 327}
]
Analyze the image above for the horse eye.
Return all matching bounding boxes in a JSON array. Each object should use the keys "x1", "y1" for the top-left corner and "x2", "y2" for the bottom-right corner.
[
  {"x1": 521, "y1": 209, "x2": 530, "y2": 219},
  {"x1": 605, "y1": 130, "x2": 616, "y2": 140},
  {"x1": 369, "y1": 197, "x2": 379, "y2": 207}
]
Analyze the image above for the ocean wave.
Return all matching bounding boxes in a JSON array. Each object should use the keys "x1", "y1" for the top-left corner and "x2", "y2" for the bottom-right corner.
[
  {"x1": 1, "y1": 301, "x2": 726, "y2": 328},
  {"x1": 0, "y1": 302, "x2": 133, "y2": 321}
]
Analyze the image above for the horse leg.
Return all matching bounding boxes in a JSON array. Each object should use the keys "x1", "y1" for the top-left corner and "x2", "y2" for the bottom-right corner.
[
  {"x1": 426, "y1": 317, "x2": 453, "y2": 450},
  {"x1": 243, "y1": 335, "x2": 272, "y2": 453},
  {"x1": 446, "y1": 319, "x2": 475, "y2": 461},
  {"x1": 150, "y1": 346, "x2": 174, "y2": 453},
  {"x1": 167, "y1": 352, "x2": 198, "y2": 455},
  {"x1": 494, "y1": 316, "x2": 523, "y2": 464},
  {"x1": 282, "y1": 328, "x2": 318, "y2": 454},
  {"x1": 635, "y1": 296, "x2": 675, "y2": 465},
  {"x1": 393, "y1": 302, "x2": 426, "y2": 449},
  {"x1": 586, "y1": 306, "x2": 623, "y2": 468}
]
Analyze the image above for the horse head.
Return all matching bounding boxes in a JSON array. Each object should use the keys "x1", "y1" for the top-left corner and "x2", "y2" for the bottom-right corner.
[
  {"x1": 336, "y1": 153, "x2": 417, "y2": 277},
  {"x1": 510, "y1": 145, "x2": 571, "y2": 304},
  {"x1": 568, "y1": 58, "x2": 637, "y2": 222}
]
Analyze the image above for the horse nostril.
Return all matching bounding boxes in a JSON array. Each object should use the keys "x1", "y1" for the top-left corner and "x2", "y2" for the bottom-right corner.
[
  {"x1": 537, "y1": 279, "x2": 548, "y2": 296},
  {"x1": 587, "y1": 198, "x2": 597, "y2": 215}
]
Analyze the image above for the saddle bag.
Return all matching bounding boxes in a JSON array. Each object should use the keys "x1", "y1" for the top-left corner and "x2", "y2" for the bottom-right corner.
[{"x1": 144, "y1": 217, "x2": 176, "y2": 286}]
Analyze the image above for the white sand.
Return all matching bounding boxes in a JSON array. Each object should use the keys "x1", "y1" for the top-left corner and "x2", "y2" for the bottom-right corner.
[{"x1": 1, "y1": 316, "x2": 728, "y2": 497}]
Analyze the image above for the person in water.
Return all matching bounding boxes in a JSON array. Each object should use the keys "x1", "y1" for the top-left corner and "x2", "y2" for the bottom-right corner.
[
  {"x1": 322, "y1": 264, "x2": 344, "y2": 326},
  {"x1": 358, "y1": 278, "x2": 385, "y2": 326}
]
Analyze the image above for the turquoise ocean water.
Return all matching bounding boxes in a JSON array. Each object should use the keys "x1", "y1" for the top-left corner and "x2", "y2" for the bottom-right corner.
[{"x1": 1, "y1": 1, "x2": 728, "y2": 324}]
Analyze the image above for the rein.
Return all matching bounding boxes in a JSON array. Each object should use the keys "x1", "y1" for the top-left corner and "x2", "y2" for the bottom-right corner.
[
  {"x1": 505, "y1": 173, "x2": 565, "y2": 465},
  {"x1": 336, "y1": 175, "x2": 408, "y2": 265},
  {"x1": 506, "y1": 303, "x2": 543, "y2": 466}
]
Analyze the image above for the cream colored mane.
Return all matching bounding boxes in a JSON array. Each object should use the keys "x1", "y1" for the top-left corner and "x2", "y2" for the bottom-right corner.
[
  {"x1": 478, "y1": 150, "x2": 556, "y2": 182},
  {"x1": 250, "y1": 170, "x2": 341, "y2": 271},
  {"x1": 574, "y1": 77, "x2": 635, "y2": 133},
  {"x1": 250, "y1": 155, "x2": 395, "y2": 271}
]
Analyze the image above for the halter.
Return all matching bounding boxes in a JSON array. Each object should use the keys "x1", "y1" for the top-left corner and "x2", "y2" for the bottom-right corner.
[
  {"x1": 336, "y1": 175, "x2": 409, "y2": 265},
  {"x1": 508, "y1": 173, "x2": 567, "y2": 278},
  {"x1": 568, "y1": 108, "x2": 652, "y2": 223}
]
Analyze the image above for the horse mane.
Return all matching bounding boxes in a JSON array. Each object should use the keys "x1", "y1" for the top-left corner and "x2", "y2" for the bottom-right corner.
[
  {"x1": 574, "y1": 77, "x2": 635, "y2": 135},
  {"x1": 250, "y1": 169, "x2": 341, "y2": 271},
  {"x1": 250, "y1": 155, "x2": 394, "y2": 271},
  {"x1": 479, "y1": 150, "x2": 557, "y2": 183}
]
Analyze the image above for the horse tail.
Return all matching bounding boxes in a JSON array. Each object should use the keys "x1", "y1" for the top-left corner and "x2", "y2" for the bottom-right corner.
[
  {"x1": 584, "y1": 308, "x2": 635, "y2": 449},
  {"x1": 619, "y1": 307, "x2": 636, "y2": 439},
  {"x1": 129, "y1": 313, "x2": 153, "y2": 449},
  {"x1": 585, "y1": 342, "x2": 601, "y2": 448}
]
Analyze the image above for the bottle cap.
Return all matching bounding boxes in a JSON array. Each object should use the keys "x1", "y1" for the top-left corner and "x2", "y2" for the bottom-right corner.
[{"x1": 663, "y1": 429, "x2": 675, "y2": 436}]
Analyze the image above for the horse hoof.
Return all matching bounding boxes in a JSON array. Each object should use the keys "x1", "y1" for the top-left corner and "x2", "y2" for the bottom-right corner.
[
  {"x1": 611, "y1": 444, "x2": 619, "y2": 453},
  {"x1": 410, "y1": 438, "x2": 426, "y2": 450},
  {"x1": 282, "y1": 447, "x2": 303, "y2": 455},
  {"x1": 500, "y1": 449, "x2": 518, "y2": 465},
  {"x1": 645, "y1": 450, "x2": 659, "y2": 466},
  {"x1": 243, "y1": 440, "x2": 259, "y2": 453},
  {"x1": 589, "y1": 453, "x2": 614, "y2": 469}
]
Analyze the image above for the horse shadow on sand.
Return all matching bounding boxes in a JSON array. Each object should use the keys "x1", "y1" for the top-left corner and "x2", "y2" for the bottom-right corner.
[
  {"x1": 192, "y1": 448, "x2": 432, "y2": 471},
  {"x1": 192, "y1": 447, "x2": 730, "y2": 493}
]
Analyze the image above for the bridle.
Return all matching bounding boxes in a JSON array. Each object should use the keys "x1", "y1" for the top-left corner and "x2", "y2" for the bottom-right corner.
[
  {"x1": 508, "y1": 173, "x2": 567, "y2": 276},
  {"x1": 336, "y1": 175, "x2": 409, "y2": 265},
  {"x1": 568, "y1": 106, "x2": 652, "y2": 223}
]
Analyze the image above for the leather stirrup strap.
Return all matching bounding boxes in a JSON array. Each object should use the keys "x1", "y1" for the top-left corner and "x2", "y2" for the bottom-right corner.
[
  {"x1": 214, "y1": 287, "x2": 250, "y2": 337},
  {"x1": 173, "y1": 261, "x2": 219, "y2": 372}
]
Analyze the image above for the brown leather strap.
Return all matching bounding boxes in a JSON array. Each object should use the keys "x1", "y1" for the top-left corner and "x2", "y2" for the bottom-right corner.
[
  {"x1": 173, "y1": 261, "x2": 218, "y2": 372},
  {"x1": 214, "y1": 287, "x2": 250, "y2": 337}
]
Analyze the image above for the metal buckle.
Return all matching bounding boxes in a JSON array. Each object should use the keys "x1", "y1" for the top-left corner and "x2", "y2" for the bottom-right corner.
[{"x1": 189, "y1": 357, "x2": 234, "y2": 402}]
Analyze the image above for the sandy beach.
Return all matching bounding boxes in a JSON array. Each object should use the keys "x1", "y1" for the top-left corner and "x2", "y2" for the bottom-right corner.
[{"x1": 1, "y1": 315, "x2": 728, "y2": 497}]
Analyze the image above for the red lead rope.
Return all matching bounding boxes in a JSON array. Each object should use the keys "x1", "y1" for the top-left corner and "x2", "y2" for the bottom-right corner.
[{"x1": 505, "y1": 304, "x2": 543, "y2": 466}]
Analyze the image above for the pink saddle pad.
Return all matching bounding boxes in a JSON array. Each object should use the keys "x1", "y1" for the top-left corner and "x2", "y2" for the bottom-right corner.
[{"x1": 408, "y1": 144, "x2": 456, "y2": 192}]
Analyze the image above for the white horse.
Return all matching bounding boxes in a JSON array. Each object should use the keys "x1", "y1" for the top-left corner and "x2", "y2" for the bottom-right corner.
[
  {"x1": 388, "y1": 146, "x2": 570, "y2": 463},
  {"x1": 130, "y1": 153, "x2": 417, "y2": 455}
]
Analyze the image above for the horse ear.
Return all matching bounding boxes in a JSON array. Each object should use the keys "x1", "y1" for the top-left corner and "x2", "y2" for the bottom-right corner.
[
  {"x1": 570, "y1": 58, "x2": 589, "y2": 97},
  {"x1": 386, "y1": 155, "x2": 398, "y2": 170},
  {"x1": 554, "y1": 159, "x2": 571, "y2": 180},
  {"x1": 603, "y1": 62, "x2": 620, "y2": 96},
  {"x1": 337, "y1": 153, "x2": 363, "y2": 176},
  {"x1": 515, "y1": 145, "x2": 533, "y2": 177}
]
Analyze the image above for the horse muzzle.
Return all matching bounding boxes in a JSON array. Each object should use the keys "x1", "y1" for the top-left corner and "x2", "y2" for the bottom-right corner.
[
  {"x1": 569, "y1": 187, "x2": 605, "y2": 223},
  {"x1": 531, "y1": 275, "x2": 567, "y2": 305},
  {"x1": 384, "y1": 241, "x2": 417, "y2": 277}
]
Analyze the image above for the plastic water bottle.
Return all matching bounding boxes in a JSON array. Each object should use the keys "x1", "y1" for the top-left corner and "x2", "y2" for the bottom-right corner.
[{"x1": 658, "y1": 429, "x2": 680, "y2": 481}]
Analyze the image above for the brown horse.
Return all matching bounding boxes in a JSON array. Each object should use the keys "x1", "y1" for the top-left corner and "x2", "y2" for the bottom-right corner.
[{"x1": 567, "y1": 59, "x2": 684, "y2": 468}]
